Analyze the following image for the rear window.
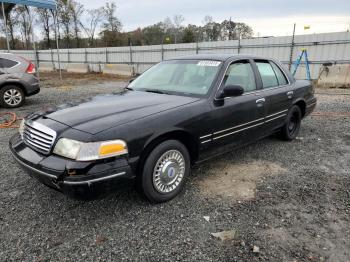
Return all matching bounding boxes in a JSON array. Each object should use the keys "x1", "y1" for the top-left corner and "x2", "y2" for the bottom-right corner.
[
  {"x1": 255, "y1": 61, "x2": 278, "y2": 88},
  {"x1": 270, "y1": 62, "x2": 288, "y2": 86},
  {"x1": 0, "y1": 58, "x2": 19, "y2": 68}
]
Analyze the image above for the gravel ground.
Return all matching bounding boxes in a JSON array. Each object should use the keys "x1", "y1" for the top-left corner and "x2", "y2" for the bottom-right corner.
[{"x1": 0, "y1": 83, "x2": 349, "y2": 261}]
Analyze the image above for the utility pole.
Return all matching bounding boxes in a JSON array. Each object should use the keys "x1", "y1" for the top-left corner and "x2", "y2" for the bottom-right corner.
[
  {"x1": 289, "y1": 23, "x2": 296, "y2": 70},
  {"x1": 52, "y1": 9, "x2": 62, "y2": 81},
  {"x1": 2, "y1": 2, "x2": 10, "y2": 52},
  {"x1": 26, "y1": 6, "x2": 40, "y2": 80}
]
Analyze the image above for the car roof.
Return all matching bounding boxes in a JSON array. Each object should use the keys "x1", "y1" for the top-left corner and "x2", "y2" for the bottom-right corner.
[{"x1": 172, "y1": 53, "x2": 267, "y2": 62}]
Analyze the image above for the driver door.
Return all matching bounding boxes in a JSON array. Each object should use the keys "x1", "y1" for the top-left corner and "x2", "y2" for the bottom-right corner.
[{"x1": 203, "y1": 60, "x2": 265, "y2": 155}]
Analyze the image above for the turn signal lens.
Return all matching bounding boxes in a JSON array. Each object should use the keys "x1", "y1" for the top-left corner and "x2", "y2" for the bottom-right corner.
[{"x1": 99, "y1": 142, "x2": 127, "y2": 157}]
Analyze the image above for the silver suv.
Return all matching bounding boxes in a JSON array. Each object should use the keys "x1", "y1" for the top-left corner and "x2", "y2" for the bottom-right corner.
[{"x1": 0, "y1": 53, "x2": 40, "y2": 108}]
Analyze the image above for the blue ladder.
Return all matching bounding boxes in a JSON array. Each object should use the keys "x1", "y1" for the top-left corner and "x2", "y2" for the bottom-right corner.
[{"x1": 291, "y1": 49, "x2": 311, "y2": 80}]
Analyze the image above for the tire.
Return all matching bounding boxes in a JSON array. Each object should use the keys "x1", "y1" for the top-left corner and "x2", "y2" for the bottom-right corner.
[
  {"x1": 279, "y1": 105, "x2": 302, "y2": 141},
  {"x1": 0, "y1": 85, "x2": 25, "y2": 108},
  {"x1": 140, "y1": 140, "x2": 190, "y2": 203}
]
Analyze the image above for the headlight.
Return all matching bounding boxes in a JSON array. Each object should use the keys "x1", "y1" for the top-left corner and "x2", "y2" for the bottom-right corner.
[
  {"x1": 53, "y1": 138, "x2": 128, "y2": 161},
  {"x1": 19, "y1": 119, "x2": 25, "y2": 138}
]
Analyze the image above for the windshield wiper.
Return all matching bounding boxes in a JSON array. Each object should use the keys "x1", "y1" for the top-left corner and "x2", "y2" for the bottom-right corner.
[
  {"x1": 144, "y1": 89, "x2": 167, "y2": 94},
  {"x1": 125, "y1": 87, "x2": 133, "y2": 91}
]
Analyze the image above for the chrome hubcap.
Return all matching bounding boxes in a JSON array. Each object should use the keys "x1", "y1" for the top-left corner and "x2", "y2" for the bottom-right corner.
[
  {"x1": 153, "y1": 150, "x2": 186, "y2": 194},
  {"x1": 4, "y1": 89, "x2": 22, "y2": 106}
]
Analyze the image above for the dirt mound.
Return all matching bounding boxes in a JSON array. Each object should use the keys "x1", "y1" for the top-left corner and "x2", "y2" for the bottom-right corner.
[{"x1": 198, "y1": 160, "x2": 287, "y2": 201}]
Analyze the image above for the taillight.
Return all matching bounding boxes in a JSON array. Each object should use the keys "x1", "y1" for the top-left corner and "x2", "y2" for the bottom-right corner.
[{"x1": 26, "y1": 62, "x2": 36, "y2": 74}]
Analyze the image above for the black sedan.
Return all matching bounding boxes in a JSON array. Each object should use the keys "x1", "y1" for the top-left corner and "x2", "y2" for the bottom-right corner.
[{"x1": 9, "y1": 54, "x2": 317, "y2": 203}]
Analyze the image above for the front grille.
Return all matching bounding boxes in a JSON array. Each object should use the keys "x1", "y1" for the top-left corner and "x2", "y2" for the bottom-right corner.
[{"x1": 23, "y1": 121, "x2": 57, "y2": 154}]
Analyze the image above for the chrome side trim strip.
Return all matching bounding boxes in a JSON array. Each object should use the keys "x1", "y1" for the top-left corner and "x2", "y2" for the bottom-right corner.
[
  {"x1": 213, "y1": 122, "x2": 264, "y2": 140},
  {"x1": 266, "y1": 109, "x2": 288, "y2": 118},
  {"x1": 63, "y1": 172, "x2": 127, "y2": 185},
  {"x1": 200, "y1": 134, "x2": 212, "y2": 139},
  {"x1": 264, "y1": 114, "x2": 287, "y2": 123},
  {"x1": 214, "y1": 117, "x2": 265, "y2": 135},
  {"x1": 200, "y1": 108, "x2": 289, "y2": 144},
  {"x1": 11, "y1": 151, "x2": 58, "y2": 179}
]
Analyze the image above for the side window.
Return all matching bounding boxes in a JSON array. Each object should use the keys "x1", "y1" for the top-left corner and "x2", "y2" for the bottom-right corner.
[
  {"x1": 224, "y1": 61, "x2": 256, "y2": 92},
  {"x1": 0, "y1": 58, "x2": 18, "y2": 68},
  {"x1": 270, "y1": 62, "x2": 288, "y2": 86},
  {"x1": 256, "y1": 61, "x2": 278, "y2": 88}
]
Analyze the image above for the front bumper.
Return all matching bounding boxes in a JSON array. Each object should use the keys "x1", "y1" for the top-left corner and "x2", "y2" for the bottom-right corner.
[{"x1": 9, "y1": 134, "x2": 135, "y2": 200}]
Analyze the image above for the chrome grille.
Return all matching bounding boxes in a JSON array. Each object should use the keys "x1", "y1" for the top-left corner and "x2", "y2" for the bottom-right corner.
[{"x1": 23, "y1": 121, "x2": 57, "y2": 154}]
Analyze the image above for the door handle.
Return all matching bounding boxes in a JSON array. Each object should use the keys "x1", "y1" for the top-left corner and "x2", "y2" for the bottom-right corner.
[
  {"x1": 287, "y1": 91, "x2": 294, "y2": 98},
  {"x1": 256, "y1": 98, "x2": 265, "y2": 104}
]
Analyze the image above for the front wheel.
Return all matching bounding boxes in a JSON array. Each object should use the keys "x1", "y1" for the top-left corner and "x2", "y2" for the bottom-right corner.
[
  {"x1": 141, "y1": 140, "x2": 190, "y2": 203},
  {"x1": 279, "y1": 105, "x2": 302, "y2": 141}
]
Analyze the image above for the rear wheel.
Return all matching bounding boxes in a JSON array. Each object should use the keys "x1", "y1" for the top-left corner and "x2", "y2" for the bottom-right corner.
[
  {"x1": 279, "y1": 105, "x2": 302, "y2": 141},
  {"x1": 140, "y1": 140, "x2": 190, "y2": 203},
  {"x1": 0, "y1": 85, "x2": 25, "y2": 108}
]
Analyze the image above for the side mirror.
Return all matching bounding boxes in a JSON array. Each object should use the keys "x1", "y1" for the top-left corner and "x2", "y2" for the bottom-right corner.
[{"x1": 218, "y1": 84, "x2": 244, "y2": 99}]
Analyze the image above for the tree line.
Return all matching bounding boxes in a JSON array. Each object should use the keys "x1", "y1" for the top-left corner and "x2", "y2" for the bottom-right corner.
[{"x1": 0, "y1": 1, "x2": 253, "y2": 50}]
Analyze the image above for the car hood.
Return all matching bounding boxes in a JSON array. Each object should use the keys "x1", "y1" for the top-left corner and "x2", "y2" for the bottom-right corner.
[{"x1": 36, "y1": 90, "x2": 199, "y2": 134}]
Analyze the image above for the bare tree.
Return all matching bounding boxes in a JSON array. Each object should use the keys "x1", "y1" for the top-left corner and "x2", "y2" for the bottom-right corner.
[
  {"x1": 173, "y1": 14, "x2": 184, "y2": 43},
  {"x1": 221, "y1": 19, "x2": 236, "y2": 40},
  {"x1": 102, "y1": 1, "x2": 122, "y2": 32},
  {"x1": 3, "y1": 8, "x2": 20, "y2": 49},
  {"x1": 235, "y1": 23, "x2": 253, "y2": 39},
  {"x1": 202, "y1": 15, "x2": 213, "y2": 25},
  {"x1": 57, "y1": 0, "x2": 73, "y2": 48},
  {"x1": 101, "y1": 1, "x2": 123, "y2": 46},
  {"x1": 16, "y1": 6, "x2": 31, "y2": 49},
  {"x1": 202, "y1": 15, "x2": 213, "y2": 41},
  {"x1": 81, "y1": 8, "x2": 104, "y2": 47},
  {"x1": 202, "y1": 15, "x2": 220, "y2": 41},
  {"x1": 162, "y1": 16, "x2": 174, "y2": 43},
  {"x1": 70, "y1": 0, "x2": 84, "y2": 48},
  {"x1": 36, "y1": 8, "x2": 53, "y2": 49}
]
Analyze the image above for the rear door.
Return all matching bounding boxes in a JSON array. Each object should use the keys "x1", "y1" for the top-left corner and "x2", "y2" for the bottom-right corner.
[{"x1": 254, "y1": 60, "x2": 293, "y2": 134}]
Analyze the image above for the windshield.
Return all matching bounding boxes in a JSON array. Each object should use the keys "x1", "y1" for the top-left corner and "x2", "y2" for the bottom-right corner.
[{"x1": 129, "y1": 59, "x2": 222, "y2": 96}]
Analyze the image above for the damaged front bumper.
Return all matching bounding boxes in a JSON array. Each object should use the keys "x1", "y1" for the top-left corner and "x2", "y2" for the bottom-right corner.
[{"x1": 9, "y1": 134, "x2": 135, "y2": 200}]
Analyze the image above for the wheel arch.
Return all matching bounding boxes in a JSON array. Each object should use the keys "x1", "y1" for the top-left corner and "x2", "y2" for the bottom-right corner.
[
  {"x1": 136, "y1": 129, "x2": 200, "y2": 175},
  {"x1": 293, "y1": 99, "x2": 306, "y2": 118},
  {"x1": 0, "y1": 81, "x2": 27, "y2": 95}
]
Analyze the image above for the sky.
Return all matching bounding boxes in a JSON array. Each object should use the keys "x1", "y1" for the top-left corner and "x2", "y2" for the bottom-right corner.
[{"x1": 78, "y1": 0, "x2": 350, "y2": 37}]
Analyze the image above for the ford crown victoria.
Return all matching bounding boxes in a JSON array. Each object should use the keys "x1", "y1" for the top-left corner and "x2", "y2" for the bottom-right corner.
[{"x1": 9, "y1": 54, "x2": 317, "y2": 203}]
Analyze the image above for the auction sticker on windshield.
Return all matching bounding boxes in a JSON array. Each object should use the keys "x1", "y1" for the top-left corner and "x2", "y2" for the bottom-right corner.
[{"x1": 197, "y1": 61, "x2": 221, "y2": 67}]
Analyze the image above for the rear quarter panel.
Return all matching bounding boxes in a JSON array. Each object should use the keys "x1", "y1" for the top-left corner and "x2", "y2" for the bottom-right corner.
[
  {"x1": 291, "y1": 79, "x2": 316, "y2": 116},
  {"x1": 292, "y1": 80, "x2": 315, "y2": 103}
]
